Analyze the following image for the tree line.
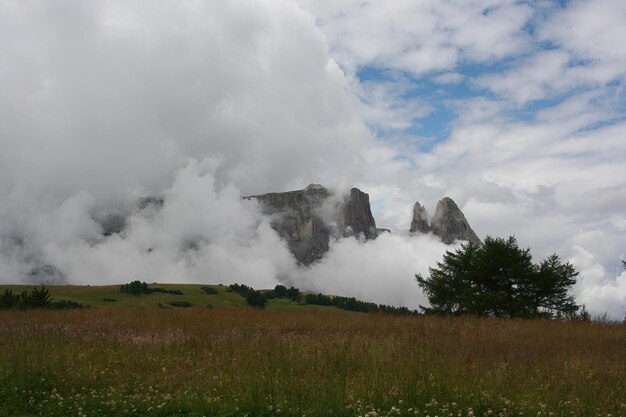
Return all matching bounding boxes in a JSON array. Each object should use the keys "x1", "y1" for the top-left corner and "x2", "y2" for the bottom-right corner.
[
  {"x1": 120, "y1": 281, "x2": 183, "y2": 295},
  {"x1": 0, "y1": 286, "x2": 86, "y2": 310},
  {"x1": 229, "y1": 283, "x2": 419, "y2": 315},
  {"x1": 304, "y1": 293, "x2": 419, "y2": 316}
]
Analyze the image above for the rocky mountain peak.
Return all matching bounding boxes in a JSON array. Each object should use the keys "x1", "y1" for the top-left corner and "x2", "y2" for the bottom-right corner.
[
  {"x1": 409, "y1": 201, "x2": 429, "y2": 234},
  {"x1": 430, "y1": 197, "x2": 481, "y2": 246},
  {"x1": 246, "y1": 185, "x2": 377, "y2": 265}
]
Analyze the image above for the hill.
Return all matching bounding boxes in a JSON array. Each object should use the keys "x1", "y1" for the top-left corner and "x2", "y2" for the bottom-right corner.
[{"x1": 0, "y1": 283, "x2": 341, "y2": 311}]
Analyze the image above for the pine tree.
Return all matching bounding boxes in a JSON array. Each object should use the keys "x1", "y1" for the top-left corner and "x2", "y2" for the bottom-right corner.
[{"x1": 416, "y1": 236, "x2": 580, "y2": 318}]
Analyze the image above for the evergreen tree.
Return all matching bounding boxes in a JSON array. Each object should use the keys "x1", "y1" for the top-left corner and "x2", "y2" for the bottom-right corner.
[
  {"x1": 416, "y1": 236, "x2": 580, "y2": 318},
  {"x1": 27, "y1": 286, "x2": 53, "y2": 309}
]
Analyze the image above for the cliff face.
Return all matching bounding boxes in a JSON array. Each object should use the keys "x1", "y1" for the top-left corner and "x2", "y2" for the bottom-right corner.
[
  {"x1": 247, "y1": 184, "x2": 377, "y2": 265},
  {"x1": 409, "y1": 197, "x2": 481, "y2": 246},
  {"x1": 342, "y1": 188, "x2": 378, "y2": 239},
  {"x1": 409, "y1": 201, "x2": 429, "y2": 234},
  {"x1": 430, "y1": 197, "x2": 481, "y2": 246}
]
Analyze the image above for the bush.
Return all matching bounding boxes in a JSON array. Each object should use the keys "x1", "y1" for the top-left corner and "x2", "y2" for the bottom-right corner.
[
  {"x1": 201, "y1": 286, "x2": 218, "y2": 294},
  {"x1": 102, "y1": 297, "x2": 117, "y2": 302},
  {"x1": 1, "y1": 287, "x2": 90, "y2": 310},
  {"x1": 229, "y1": 284, "x2": 266, "y2": 308},
  {"x1": 169, "y1": 301, "x2": 192, "y2": 308},
  {"x1": 120, "y1": 282, "x2": 183, "y2": 295},
  {"x1": 49, "y1": 299, "x2": 87, "y2": 310},
  {"x1": 120, "y1": 281, "x2": 150, "y2": 295}
]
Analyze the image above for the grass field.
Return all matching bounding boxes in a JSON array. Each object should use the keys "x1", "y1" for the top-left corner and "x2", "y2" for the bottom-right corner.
[
  {"x1": 0, "y1": 307, "x2": 624, "y2": 417},
  {"x1": 0, "y1": 284, "x2": 338, "y2": 311}
]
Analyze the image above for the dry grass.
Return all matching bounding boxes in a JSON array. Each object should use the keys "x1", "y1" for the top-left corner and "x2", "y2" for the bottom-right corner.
[{"x1": 0, "y1": 308, "x2": 624, "y2": 417}]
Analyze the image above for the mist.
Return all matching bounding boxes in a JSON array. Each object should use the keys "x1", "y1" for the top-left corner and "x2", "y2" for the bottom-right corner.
[
  {"x1": 1, "y1": 1, "x2": 624, "y2": 318},
  {"x1": 0, "y1": 156, "x2": 449, "y2": 310}
]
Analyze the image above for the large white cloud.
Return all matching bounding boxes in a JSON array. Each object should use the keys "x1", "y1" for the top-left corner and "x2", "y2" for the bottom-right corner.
[{"x1": 0, "y1": 0, "x2": 624, "y2": 318}]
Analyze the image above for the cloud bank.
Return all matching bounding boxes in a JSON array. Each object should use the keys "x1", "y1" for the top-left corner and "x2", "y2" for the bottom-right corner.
[{"x1": 0, "y1": 0, "x2": 624, "y2": 318}]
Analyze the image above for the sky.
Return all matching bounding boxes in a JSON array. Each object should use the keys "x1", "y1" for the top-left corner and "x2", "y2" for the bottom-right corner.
[{"x1": 0, "y1": 0, "x2": 624, "y2": 318}]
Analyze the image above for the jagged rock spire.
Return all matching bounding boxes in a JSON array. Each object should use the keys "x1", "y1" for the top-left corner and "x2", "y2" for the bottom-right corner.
[
  {"x1": 430, "y1": 197, "x2": 481, "y2": 246},
  {"x1": 409, "y1": 201, "x2": 429, "y2": 234},
  {"x1": 246, "y1": 184, "x2": 377, "y2": 265}
]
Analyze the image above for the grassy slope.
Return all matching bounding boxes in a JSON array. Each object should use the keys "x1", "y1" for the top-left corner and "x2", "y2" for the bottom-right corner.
[
  {"x1": 0, "y1": 284, "x2": 338, "y2": 311},
  {"x1": 0, "y1": 308, "x2": 624, "y2": 417}
]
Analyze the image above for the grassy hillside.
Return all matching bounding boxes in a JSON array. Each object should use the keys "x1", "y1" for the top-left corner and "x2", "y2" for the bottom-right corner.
[
  {"x1": 0, "y1": 283, "x2": 338, "y2": 311},
  {"x1": 0, "y1": 308, "x2": 624, "y2": 417}
]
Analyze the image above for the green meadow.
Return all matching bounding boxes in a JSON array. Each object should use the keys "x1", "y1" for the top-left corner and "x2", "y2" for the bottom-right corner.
[
  {"x1": 0, "y1": 284, "x2": 335, "y2": 311},
  {"x1": 0, "y1": 285, "x2": 624, "y2": 417}
]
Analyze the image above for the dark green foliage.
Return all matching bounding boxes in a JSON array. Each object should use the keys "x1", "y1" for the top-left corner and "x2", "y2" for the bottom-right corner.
[
  {"x1": 120, "y1": 281, "x2": 182, "y2": 295},
  {"x1": 245, "y1": 290, "x2": 266, "y2": 308},
  {"x1": 416, "y1": 236, "x2": 580, "y2": 318},
  {"x1": 266, "y1": 284, "x2": 300, "y2": 301},
  {"x1": 102, "y1": 297, "x2": 117, "y2": 302},
  {"x1": 169, "y1": 301, "x2": 191, "y2": 308},
  {"x1": 49, "y1": 299, "x2": 87, "y2": 310},
  {"x1": 229, "y1": 284, "x2": 266, "y2": 308},
  {"x1": 27, "y1": 286, "x2": 53, "y2": 308},
  {"x1": 286, "y1": 286, "x2": 300, "y2": 300},
  {"x1": 120, "y1": 280, "x2": 149, "y2": 295},
  {"x1": 272, "y1": 284, "x2": 287, "y2": 298},
  {"x1": 304, "y1": 292, "x2": 419, "y2": 316},
  {"x1": 0, "y1": 289, "x2": 16, "y2": 310},
  {"x1": 200, "y1": 286, "x2": 217, "y2": 294},
  {"x1": 1, "y1": 286, "x2": 86, "y2": 310}
]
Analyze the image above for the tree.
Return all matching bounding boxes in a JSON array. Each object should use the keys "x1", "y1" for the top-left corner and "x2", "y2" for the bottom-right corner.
[
  {"x1": 0, "y1": 289, "x2": 17, "y2": 310},
  {"x1": 27, "y1": 286, "x2": 53, "y2": 308},
  {"x1": 416, "y1": 236, "x2": 580, "y2": 318}
]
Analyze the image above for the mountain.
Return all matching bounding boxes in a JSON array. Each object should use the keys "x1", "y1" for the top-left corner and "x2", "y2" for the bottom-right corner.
[
  {"x1": 425, "y1": 197, "x2": 481, "y2": 246},
  {"x1": 409, "y1": 201, "x2": 429, "y2": 234},
  {"x1": 245, "y1": 184, "x2": 377, "y2": 264}
]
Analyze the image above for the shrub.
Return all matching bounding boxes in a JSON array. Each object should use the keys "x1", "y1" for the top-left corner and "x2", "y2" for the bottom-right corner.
[
  {"x1": 120, "y1": 281, "x2": 150, "y2": 295},
  {"x1": 230, "y1": 283, "x2": 267, "y2": 308},
  {"x1": 49, "y1": 299, "x2": 87, "y2": 310},
  {"x1": 201, "y1": 286, "x2": 218, "y2": 294},
  {"x1": 169, "y1": 301, "x2": 192, "y2": 308},
  {"x1": 120, "y1": 282, "x2": 183, "y2": 295}
]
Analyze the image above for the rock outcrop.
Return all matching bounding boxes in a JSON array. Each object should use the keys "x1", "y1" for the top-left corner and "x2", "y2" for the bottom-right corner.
[
  {"x1": 342, "y1": 188, "x2": 378, "y2": 240},
  {"x1": 246, "y1": 184, "x2": 377, "y2": 265},
  {"x1": 430, "y1": 197, "x2": 481, "y2": 246},
  {"x1": 409, "y1": 201, "x2": 429, "y2": 234}
]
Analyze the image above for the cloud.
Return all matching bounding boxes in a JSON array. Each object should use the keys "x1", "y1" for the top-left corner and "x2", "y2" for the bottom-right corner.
[
  {"x1": 296, "y1": 232, "x2": 454, "y2": 309},
  {"x1": 0, "y1": 0, "x2": 377, "y2": 200},
  {"x1": 0, "y1": 0, "x2": 454, "y2": 310},
  {"x1": 432, "y1": 72, "x2": 464, "y2": 85},
  {"x1": 570, "y1": 246, "x2": 626, "y2": 320},
  {"x1": 296, "y1": 0, "x2": 534, "y2": 75},
  {"x1": 356, "y1": 77, "x2": 432, "y2": 133},
  {"x1": 0, "y1": 0, "x2": 624, "y2": 319}
]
